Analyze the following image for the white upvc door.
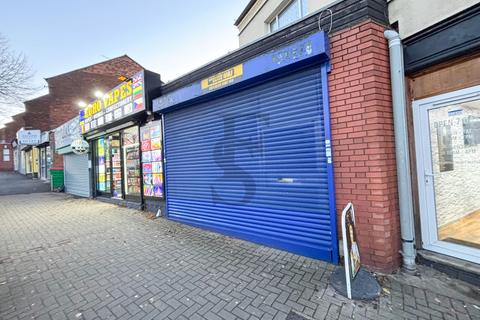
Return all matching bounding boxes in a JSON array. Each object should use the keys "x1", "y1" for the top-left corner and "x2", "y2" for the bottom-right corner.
[{"x1": 413, "y1": 85, "x2": 480, "y2": 264}]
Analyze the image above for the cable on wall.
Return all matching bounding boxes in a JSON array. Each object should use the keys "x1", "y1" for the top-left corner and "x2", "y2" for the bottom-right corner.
[{"x1": 318, "y1": 9, "x2": 333, "y2": 34}]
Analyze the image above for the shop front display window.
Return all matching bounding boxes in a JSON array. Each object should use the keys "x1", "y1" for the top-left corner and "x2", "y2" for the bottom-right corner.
[
  {"x1": 40, "y1": 148, "x2": 46, "y2": 179},
  {"x1": 96, "y1": 137, "x2": 111, "y2": 193},
  {"x1": 25, "y1": 150, "x2": 32, "y2": 174},
  {"x1": 122, "y1": 126, "x2": 141, "y2": 197},
  {"x1": 46, "y1": 146, "x2": 52, "y2": 179},
  {"x1": 94, "y1": 126, "x2": 142, "y2": 200},
  {"x1": 110, "y1": 134, "x2": 122, "y2": 199},
  {"x1": 140, "y1": 121, "x2": 164, "y2": 198}
]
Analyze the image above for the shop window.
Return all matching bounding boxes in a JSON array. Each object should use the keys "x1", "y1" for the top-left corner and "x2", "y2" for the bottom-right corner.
[
  {"x1": 96, "y1": 138, "x2": 111, "y2": 193},
  {"x1": 94, "y1": 127, "x2": 142, "y2": 199},
  {"x1": 122, "y1": 127, "x2": 141, "y2": 197},
  {"x1": 110, "y1": 134, "x2": 122, "y2": 198},
  {"x1": 140, "y1": 121, "x2": 164, "y2": 198},
  {"x1": 268, "y1": 0, "x2": 307, "y2": 33},
  {"x1": 2, "y1": 148, "x2": 10, "y2": 162},
  {"x1": 46, "y1": 146, "x2": 52, "y2": 179}
]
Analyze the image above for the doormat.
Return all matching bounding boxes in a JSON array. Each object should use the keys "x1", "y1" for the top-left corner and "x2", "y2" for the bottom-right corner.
[
  {"x1": 443, "y1": 238, "x2": 480, "y2": 250},
  {"x1": 286, "y1": 310, "x2": 310, "y2": 320}
]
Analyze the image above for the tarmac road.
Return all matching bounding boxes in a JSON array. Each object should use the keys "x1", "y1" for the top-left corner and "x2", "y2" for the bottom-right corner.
[{"x1": 0, "y1": 171, "x2": 51, "y2": 195}]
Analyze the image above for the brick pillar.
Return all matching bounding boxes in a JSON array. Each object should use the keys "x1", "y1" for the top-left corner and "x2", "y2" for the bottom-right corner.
[
  {"x1": 328, "y1": 20, "x2": 401, "y2": 272},
  {"x1": 49, "y1": 131, "x2": 64, "y2": 170}
]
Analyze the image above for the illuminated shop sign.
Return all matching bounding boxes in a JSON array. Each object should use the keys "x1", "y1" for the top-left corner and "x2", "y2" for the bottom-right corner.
[
  {"x1": 55, "y1": 117, "x2": 81, "y2": 150},
  {"x1": 79, "y1": 71, "x2": 145, "y2": 134}
]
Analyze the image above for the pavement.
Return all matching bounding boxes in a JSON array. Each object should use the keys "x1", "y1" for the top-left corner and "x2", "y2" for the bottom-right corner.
[
  {"x1": 0, "y1": 193, "x2": 479, "y2": 320},
  {"x1": 0, "y1": 171, "x2": 51, "y2": 195}
]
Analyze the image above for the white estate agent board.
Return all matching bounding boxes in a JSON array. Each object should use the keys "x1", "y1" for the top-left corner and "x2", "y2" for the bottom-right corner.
[{"x1": 17, "y1": 130, "x2": 41, "y2": 145}]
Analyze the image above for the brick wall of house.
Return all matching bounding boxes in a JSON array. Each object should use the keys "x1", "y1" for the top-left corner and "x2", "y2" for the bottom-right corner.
[
  {"x1": 328, "y1": 20, "x2": 401, "y2": 272},
  {"x1": 1, "y1": 114, "x2": 25, "y2": 143},
  {"x1": 23, "y1": 96, "x2": 52, "y2": 132},
  {"x1": 15, "y1": 56, "x2": 143, "y2": 170},
  {"x1": 21, "y1": 55, "x2": 143, "y2": 134}
]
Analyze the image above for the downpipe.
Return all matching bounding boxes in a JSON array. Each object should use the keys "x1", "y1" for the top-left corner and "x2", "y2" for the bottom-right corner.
[{"x1": 384, "y1": 30, "x2": 417, "y2": 273}]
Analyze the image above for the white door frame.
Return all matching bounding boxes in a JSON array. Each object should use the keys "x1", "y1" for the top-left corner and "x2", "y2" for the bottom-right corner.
[{"x1": 413, "y1": 85, "x2": 480, "y2": 264}]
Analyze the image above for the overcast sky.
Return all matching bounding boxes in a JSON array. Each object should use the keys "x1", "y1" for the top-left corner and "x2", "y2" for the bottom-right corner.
[{"x1": 0, "y1": 0, "x2": 250, "y2": 127}]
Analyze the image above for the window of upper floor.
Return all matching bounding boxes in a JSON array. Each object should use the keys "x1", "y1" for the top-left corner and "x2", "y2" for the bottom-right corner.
[
  {"x1": 268, "y1": 0, "x2": 308, "y2": 33},
  {"x1": 2, "y1": 148, "x2": 10, "y2": 162}
]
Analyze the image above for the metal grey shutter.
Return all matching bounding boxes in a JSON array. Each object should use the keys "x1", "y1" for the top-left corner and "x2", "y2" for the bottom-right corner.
[
  {"x1": 64, "y1": 153, "x2": 90, "y2": 197},
  {"x1": 164, "y1": 66, "x2": 336, "y2": 261}
]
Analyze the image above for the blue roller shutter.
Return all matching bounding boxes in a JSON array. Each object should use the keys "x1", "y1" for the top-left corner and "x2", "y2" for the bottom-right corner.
[{"x1": 164, "y1": 66, "x2": 336, "y2": 261}]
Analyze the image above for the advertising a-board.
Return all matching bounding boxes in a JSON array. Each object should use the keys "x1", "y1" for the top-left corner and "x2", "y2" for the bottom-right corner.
[{"x1": 342, "y1": 202, "x2": 361, "y2": 299}]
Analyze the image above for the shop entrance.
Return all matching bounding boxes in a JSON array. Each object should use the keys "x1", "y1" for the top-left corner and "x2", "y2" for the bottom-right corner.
[
  {"x1": 94, "y1": 126, "x2": 141, "y2": 200},
  {"x1": 413, "y1": 85, "x2": 480, "y2": 264}
]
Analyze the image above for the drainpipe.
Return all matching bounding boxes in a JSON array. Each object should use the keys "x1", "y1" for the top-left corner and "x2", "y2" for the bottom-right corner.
[{"x1": 384, "y1": 30, "x2": 416, "y2": 272}]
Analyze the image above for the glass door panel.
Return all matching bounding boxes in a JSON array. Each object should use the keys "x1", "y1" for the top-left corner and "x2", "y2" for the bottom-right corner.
[
  {"x1": 40, "y1": 148, "x2": 46, "y2": 179},
  {"x1": 414, "y1": 86, "x2": 480, "y2": 263},
  {"x1": 122, "y1": 127, "x2": 141, "y2": 197},
  {"x1": 46, "y1": 146, "x2": 51, "y2": 179},
  {"x1": 110, "y1": 134, "x2": 122, "y2": 199},
  {"x1": 428, "y1": 101, "x2": 480, "y2": 250},
  {"x1": 96, "y1": 138, "x2": 110, "y2": 193}
]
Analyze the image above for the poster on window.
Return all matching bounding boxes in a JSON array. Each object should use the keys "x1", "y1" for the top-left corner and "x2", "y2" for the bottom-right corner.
[
  {"x1": 142, "y1": 151, "x2": 152, "y2": 162},
  {"x1": 151, "y1": 138, "x2": 161, "y2": 150},
  {"x1": 140, "y1": 120, "x2": 163, "y2": 198},
  {"x1": 141, "y1": 140, "x2": 151, "y2": 152},
  {"x1": 151, "y1": 149, "x2": 162, "y2": 161}
]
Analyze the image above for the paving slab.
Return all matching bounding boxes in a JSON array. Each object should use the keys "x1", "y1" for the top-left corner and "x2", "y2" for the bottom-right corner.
[{"x1": 0, "y1": 193, "x2": 478, "y2": 320}]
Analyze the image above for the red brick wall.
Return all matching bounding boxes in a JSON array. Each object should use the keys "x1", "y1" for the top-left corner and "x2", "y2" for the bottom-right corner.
[
  {"x1": 23, "y1": 96, "x2": 52, "y2": 132},
  {"x1": 0, "y1": 143, "x2": 14, "y2": 171},
  {"x1": 22, "y1": 55, "x2": 143, "y2": 133},
  {"x1": 49, "y1": 131, "x2": 64, "y2": 170},
  {"x1": 5, "y1": 56, "x2": 142, "y2": 172},
  {"x1": 328, "y1": 20, "x2": 401, "y2": 272}
]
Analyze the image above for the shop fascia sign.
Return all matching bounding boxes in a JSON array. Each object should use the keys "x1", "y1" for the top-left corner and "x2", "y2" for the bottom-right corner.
[
  {"x1": 17, "y1": 129, "x2": 41, "y2": 145},
  {"x1": 79, "y1": 71, "x2": 145, "y2": 134},
  {"x1": 153, "y1": 31, "x2": 329, "y2": 112},
  {"x1": 40, "y1": 131, "x2": 49, "y2": 144},
  {"x1": 55, "y1": 116, "x2": 81, "y2": 151}
]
